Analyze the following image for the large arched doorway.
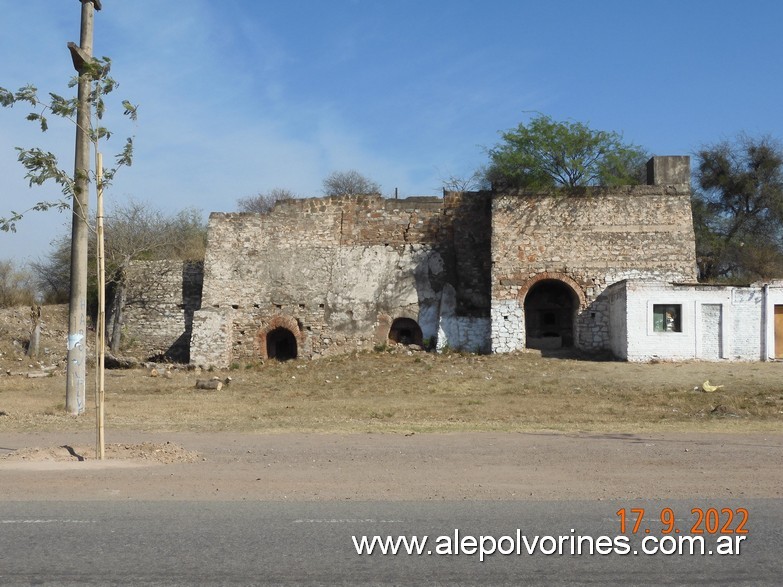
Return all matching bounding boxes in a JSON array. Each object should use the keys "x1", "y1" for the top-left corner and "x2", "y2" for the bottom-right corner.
[
  {"x1": 266, "y1": 327, "x2": 297, "y2": 361},
  {"x1": 524, "y1": 280, "x2": 579, "y2": 349},
  {"x1": 388, "y1": 317, "x2": 423, "y2": 346}
]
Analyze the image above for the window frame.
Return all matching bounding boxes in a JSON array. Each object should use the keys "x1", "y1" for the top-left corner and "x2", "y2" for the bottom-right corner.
[{"x1": 651, "y1": 303, "x2": 684, "y2": 334}]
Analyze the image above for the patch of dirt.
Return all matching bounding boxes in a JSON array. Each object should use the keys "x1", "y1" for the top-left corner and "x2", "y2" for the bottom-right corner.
[
  {"x1": 1, "y1": 441, "x2": 199, "y2": 464},
  {"x1": 0, "y1": 431, "x2": 781, "y2": 502},
  {"x1": 0, "y1": 304, "x2": 70, "y2": 375}
]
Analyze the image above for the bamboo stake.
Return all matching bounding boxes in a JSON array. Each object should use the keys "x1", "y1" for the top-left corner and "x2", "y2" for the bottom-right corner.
[{"x1": 95, "y1": 151, "x2": 105, "y2": 460}]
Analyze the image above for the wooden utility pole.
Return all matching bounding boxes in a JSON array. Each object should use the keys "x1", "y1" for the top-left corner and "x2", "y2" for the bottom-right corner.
[
  {"x1": 95, "y1": 152, "x2": 105, "y2": 458},
  {"x1": 65, "y1": 0, "x2": 101, "y2": 416}
]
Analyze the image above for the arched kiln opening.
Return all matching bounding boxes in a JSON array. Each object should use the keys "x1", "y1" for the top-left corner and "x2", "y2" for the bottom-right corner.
[
  {"x1": 266, "y1": 327, "x2": 298, "y2": 361},
  {"x1": 388, "y1": 317, "x2": 423, "y2": 346}
]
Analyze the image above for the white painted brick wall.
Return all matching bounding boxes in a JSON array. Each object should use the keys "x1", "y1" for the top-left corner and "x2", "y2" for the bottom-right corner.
[
  {"x1": 437, "y1": 316, "x2": 491, "y2": 353},
  {"x1": 729, "y1": 289, "x2": 763, "y2": 360},
  {"x1": 619, "y1": 281, "x2": 780, "y2": 362},
  {"x1": 606, "y1": 284, "x2": 628, "y2": 359},
  {"x1": 491, "y1": 300, "x2": 524, "y2": 353}
]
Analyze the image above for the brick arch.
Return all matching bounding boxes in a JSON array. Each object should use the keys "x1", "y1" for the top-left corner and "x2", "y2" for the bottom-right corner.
[
  {"x1": 255, "y1": 315, "x2": 304, "y2": 360},
  {"x1": 517, "y1": 272, "x2": 587, "y2": 309}
]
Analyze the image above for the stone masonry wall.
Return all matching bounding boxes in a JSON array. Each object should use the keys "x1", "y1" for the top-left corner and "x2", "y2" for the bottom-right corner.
[
  {"x1": 491, "y1": 185, "x2": 698, "y2": 353},
  {"x1": 191, "y1": 194, "x2": 491, "y2": 366},
  {"x1": 122, "y1": 260, "x2": 203, "y2": 361}
]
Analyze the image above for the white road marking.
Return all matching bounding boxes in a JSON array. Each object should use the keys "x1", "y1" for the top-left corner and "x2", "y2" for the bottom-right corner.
[{"x1": 1, "y1": 519, "x2": 96, "y2": 524}]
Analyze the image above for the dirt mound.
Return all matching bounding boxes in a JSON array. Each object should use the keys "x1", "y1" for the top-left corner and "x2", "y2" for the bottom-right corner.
[
  {"x1": 1, "y1": 441, "x2": 199, "y2": 464},
  {"x1": 0, "y1": 304, "x2": 69, "y2": 373}
]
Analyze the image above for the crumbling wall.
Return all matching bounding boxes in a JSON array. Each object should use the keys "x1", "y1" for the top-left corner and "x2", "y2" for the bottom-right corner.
[
  {"x1": 122, "y1": 260, "x2": 203, "y2": 361},
  {"x1": 444, "y1": 191, "x2": 492, "y2": 316},
  {"x1": 191, "y1": 194, "x2": 491, "y2": 366},
  {"x1": 181, "y1": 158, "x2": 702, "y2": 365}
]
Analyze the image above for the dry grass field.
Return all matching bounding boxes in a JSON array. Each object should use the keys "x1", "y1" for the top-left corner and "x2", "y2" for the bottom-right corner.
[{"x1": 1, "y1": 348, "x2": 782, "y2": 434}]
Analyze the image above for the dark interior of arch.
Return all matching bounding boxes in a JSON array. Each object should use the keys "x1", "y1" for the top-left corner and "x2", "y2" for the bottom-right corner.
[
  {"x1": 267, "y1": 327, "x2": 297, "y2": 361},
  {"x1": 524, "y1": 280, "x2": 578, "y2": 349},
  {"x1": 388, "y1": 317, "x2": 423, "y2": 346}
]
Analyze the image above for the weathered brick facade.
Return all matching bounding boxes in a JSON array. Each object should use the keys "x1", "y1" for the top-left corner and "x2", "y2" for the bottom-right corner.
[
  {"x1": 490, "y1": 184, "x2": 697, "y2": 353},
  {"x1": 189, "y1": 193, "x2": 494, "y2": 366},
  {"x1": 124, "y1": 156, "x2": 709, "y2": 366}
]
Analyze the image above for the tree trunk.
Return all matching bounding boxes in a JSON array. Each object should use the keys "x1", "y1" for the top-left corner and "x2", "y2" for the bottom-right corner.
[
  {"x1": 27, "y1": 305, "x2": 41, "y2": 358},
  {"x1": 109, "y1": 280, "x2": 126, "y2": 354}
]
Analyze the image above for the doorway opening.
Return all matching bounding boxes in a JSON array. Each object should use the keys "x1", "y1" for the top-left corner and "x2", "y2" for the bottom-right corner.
[
  {"x1": 266, "y1": 327, "x2": 297, "y2": 361},
  {"x1": 524, "y1": 279, "x2": 578, "y2": 349}
]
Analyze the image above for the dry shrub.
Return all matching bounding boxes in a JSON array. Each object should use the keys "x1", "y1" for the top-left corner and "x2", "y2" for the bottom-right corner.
[{"x1": 0, "y1": 260, "x2": 36, "y2": 308}]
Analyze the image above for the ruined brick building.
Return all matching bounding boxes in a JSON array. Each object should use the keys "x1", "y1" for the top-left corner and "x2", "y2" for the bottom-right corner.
[{"x1": 122, "y1": 156, "x2": 783, "y2": 365}]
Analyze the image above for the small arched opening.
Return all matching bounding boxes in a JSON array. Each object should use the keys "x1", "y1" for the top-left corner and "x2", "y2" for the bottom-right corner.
[
  {"x1": 524, "y1": 279, "x2": 579, "y2": 350},
  {"x1": 266, "y1": 327, "x2": 298, "y2": 361},
  {"x1": 388, "y1": 317, "x2": 423, "y2": 346}
]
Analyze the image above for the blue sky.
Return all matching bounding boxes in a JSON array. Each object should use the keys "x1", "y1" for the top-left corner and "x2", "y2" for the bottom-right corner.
[{"x1": 1, "y1": 0, "x2": 782, "y2": 262}]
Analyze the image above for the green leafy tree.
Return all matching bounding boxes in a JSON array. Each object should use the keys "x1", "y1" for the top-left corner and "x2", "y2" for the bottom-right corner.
[
  {"x1": 486, "y1": 114, "x2": 648, "y2": 189},
  {"x1": 0, "y1": 64, "x2": 136, "y2": 232},
  {"x1": 692, "y1": 134, "x2": 783, "y2": 281}
]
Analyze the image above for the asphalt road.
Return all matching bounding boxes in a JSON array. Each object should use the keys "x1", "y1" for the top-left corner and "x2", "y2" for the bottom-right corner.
[{"x1": 1, "y1": 499, "x2": 780, "y2": 586}]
